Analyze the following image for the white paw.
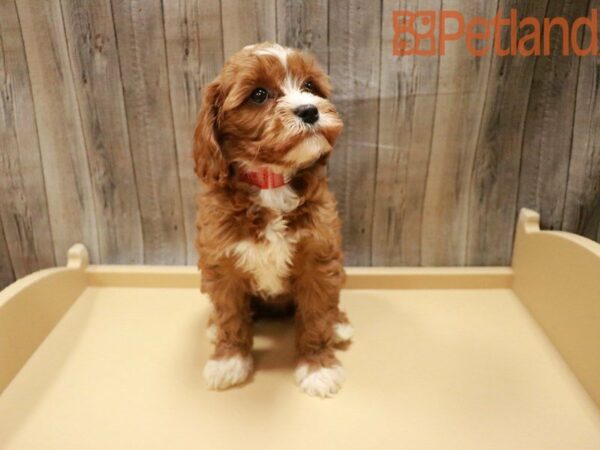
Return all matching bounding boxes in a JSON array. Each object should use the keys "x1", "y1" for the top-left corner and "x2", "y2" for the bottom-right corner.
[
  {"x1": 333, "y1": 322, "x2": 354, "y2": 343},
  {"x1": 206, "y1": 323, "x2": 218, "y2": 343},
  {"x1": 204, "y1": 354, "x2": 253, "y2": 390},
  {"x1": 295, "y1": 363, "x2": 346, "y2": 398}
]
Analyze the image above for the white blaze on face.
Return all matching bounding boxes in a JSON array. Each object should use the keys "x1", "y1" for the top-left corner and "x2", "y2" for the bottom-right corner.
[
  {"x1": 253, "y1": 43, "x2": 290, "y2": 69},
  {"x1": 251, "y1": 44, "x2": 319, "y2": 113},
  {"x1": 278, "y1": 76, "x2": 332, "y2": 165},
  {"x1": 280, "y1": 76, "x2": 321, "y2": 111},
  {"x1": 252, "y1": 44, "x2": 340, "y2": 166}
]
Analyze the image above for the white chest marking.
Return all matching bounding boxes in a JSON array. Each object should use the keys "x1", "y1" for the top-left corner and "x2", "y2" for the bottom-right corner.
[
  {"x1": 230, "y1": 216, "x2": 296, "y2": 296},
  {"x1": 258, "y1": 185, "x2": 299, "y2": 212}
]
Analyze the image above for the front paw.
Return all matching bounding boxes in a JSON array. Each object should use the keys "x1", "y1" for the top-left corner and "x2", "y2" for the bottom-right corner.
[
  {"x1": 204, "y1": 354, "x2": 253, "y2": 390},
  {"x1": 333, "y1": 321, "x2": 354, "y2": 344},
  {"x1": 295, "y1": 362, "x2": 345, "y2": 398}
]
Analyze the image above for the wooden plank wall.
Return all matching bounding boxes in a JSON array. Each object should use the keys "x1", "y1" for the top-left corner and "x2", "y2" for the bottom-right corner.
[{"x1": 1, "y1": 0, "x2": 599, "y2": 287}]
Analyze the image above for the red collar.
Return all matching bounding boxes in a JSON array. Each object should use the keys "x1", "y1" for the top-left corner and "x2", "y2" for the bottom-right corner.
[{"x1": 238, "y1": 167, "x2": 287, "y2": 189}]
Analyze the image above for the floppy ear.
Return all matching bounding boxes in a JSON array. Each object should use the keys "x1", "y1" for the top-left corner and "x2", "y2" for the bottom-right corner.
[{"x1": 193, "y1": 79, "x2": 227, "y2": 186}]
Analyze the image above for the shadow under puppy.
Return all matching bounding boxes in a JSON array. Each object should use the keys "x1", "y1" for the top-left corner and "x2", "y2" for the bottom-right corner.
[{"x1": 194, "y1": 42, "x2": 353, "y2": 398}]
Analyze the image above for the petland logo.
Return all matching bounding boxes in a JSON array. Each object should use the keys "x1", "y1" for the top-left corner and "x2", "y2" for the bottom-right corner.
[{"x1": 393, "y1": 9, "x2": 599, "y2": 57}]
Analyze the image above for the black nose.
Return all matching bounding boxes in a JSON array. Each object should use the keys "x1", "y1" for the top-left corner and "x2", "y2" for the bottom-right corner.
[{"x1": 294, "y1": 104, "x2": 319, "y2": 124}]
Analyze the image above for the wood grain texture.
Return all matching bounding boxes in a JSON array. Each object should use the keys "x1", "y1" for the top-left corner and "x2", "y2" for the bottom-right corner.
[
  {"x1": 220, "y1": 0, "x2": 276, "y2": 58},
  {"x1": 0, "y1": 218, "x2": 15, "y2": 289},
  {"x1": 16, "y1": 0, "x2": 100, "y2": 265},
  {"x1": 0, "y1": 0, "x2": 55, "y2": 278},
  {"x1": 1, "y1": 0, "x2": 600, "y2": 283},
  {"x1": 466, "y1": 0, "x2": 549, "y2": 265},
  {"x1": 111, "y1": 0, "x2": 186, "y2": 264},
  {"x1": 421, "y1": 0, "x2": 499, "y2": 266},
  {"x1": 563, "y1": 0, "x2": 600, "y2": 243},
  {"x1": 517, "y1": 0, "x2": 590, "y2": 231},
  {"x1": 164, "y1": 0, "x2": 224, "y2": 265},
  {"x1": 61, "y1": 0, "x2": 144, "y2": 264},
  {"x1": 327, "y1": 0, "x2": 382, "y2": 265},
  {"x1": 372, "y1": 0, "x2": 441, "y2": 266},
  {"x1": 277, "y1": 0, "x2": 329, "y2": 67}
]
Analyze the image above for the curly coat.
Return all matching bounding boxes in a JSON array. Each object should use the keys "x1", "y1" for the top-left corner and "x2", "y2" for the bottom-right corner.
[{"x1": 194, "y1": 43, "x2": 351, "y2": 396}]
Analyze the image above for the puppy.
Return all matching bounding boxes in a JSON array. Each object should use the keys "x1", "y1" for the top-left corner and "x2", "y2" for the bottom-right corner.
[{"x1": 194, "y1": 42, "x2": 353, "y2": 397}]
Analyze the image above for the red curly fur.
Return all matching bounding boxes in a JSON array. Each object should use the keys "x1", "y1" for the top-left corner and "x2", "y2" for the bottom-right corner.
[{"x1": 195, "y1": 43, "x2": 351, "y2": 396}]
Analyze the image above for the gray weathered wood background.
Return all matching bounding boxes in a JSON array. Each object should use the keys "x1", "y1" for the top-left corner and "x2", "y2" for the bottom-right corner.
[{"x1": 1, "y1": 0, "x2": 599, "y2": 288}]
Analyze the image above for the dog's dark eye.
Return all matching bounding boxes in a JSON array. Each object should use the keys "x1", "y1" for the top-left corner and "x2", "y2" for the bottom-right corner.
[
  {"x1": 250, "y1": 88, "x2": 269, "y2": 104},
  {"x1": 302, "y1": 80, "x2": 314, "y2": 93}
]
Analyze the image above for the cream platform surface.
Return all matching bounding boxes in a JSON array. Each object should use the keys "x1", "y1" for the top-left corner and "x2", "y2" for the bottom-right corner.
[{"x1": 1, "y1": 209, "x2": 599, "y2": 450}]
